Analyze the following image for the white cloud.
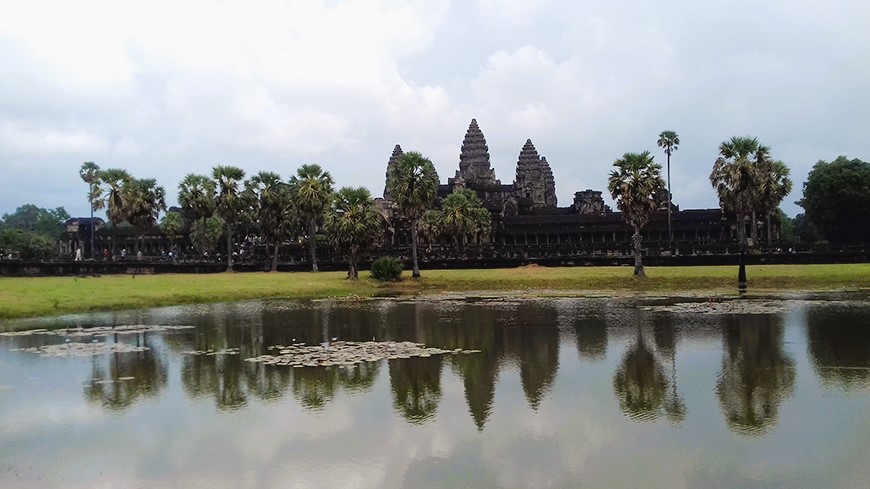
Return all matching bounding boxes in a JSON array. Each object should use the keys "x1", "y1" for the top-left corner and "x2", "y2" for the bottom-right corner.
[{"x1": 1, "y1": 0, "x2": 869, "y2": 217}]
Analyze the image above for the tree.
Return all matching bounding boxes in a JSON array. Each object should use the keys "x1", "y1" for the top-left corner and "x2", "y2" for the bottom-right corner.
[
  {"x1": 99, "y1": 168, "x2": 133, "y2": 254},
  {"x1": 246, "y1": 171, "x2": 295, "y2": 271},
  {"x1": 178, "y1": 174, "x2": 217, "y2": 259},
  {"x1": 325, "y1": 187, "x2": 384, "y2": 279},
  {"x1": 711, "y1": 136, "x2": 773, "y2": 245},
  {"x1": 190, "y1": 216, "x2": 225, "y2": 256},
  {"x1": 289, "y1": 164, "x2": 334, "y2": 272},
  {"x1": 798, "y1": 156, "x2": 870, "y2": 243},
  {"x1": 212, "y1": 165, "x2": 246, "y2": 272},
  {"x1": 437, "y1": 188, "x2": 491, "y2": 253},
  {"x1": 607, "y1": 151, "x2": 665, "y2": 276},
  {"x1": 755, "y1": 160, "x2": 792, "y2": 245},
  {"x1": 79, "y1": 162, "x2": 102, "y2": 259},
  {"x1": 0, "y1": 204, "x2": 69, "y2": 238},
  {"x1": 656, "y1": 130, "x2": 679, "y2": 245},
  {"x1": 159, "y1": 211, "x2": 183, "y2": 251},
  {"x1": 124, "y1": 178, "x2": 166, "y2": 254},
  {"x1": 386, "y1": 151, "x2": 439, "y2": 278},
  {"x1": 710, "y1": 136, "x2": 768, "y2": 293},
  {"x1": 418, "y1": 210, "x2": 442, "y2": 253}
]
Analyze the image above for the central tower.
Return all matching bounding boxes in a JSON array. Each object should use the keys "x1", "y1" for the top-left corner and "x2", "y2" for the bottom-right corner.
[{"x1": 449, "y1": 119, "x2": 500, "y2": 187}]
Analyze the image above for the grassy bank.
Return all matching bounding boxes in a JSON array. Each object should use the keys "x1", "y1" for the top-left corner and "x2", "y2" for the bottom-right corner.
[{"x1": 1, "y1": 263, "x2": 869, "y2": 320}]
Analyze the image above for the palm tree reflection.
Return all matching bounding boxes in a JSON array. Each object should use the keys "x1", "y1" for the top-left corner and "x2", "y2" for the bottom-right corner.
[
  {"x1": 613, "y1": 326, "x2": 669, "y2": 422},
  {"x1": 715, "y1": 315, "x2": 795, "y2": 436}
]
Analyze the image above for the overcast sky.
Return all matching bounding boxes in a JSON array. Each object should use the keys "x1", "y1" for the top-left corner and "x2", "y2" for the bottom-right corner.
[{"x1": 2, "y1": 0, "x2": 868, "y2": 219}]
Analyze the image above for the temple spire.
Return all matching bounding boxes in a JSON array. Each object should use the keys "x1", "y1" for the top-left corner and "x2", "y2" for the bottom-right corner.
[
  {"x1": 513, "y1": 139, "x2": 557, "y2": 208},
  {"x1": 383, "y1": 144, "x2": 404, "y2": 200},
  {"x1": 453, "y1": 118, "x2": 499, "y2": 187}
]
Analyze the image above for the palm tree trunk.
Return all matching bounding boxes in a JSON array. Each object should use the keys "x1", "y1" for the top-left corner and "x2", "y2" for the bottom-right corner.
[
  {"x1": 271, "y1": 243, "x2": 279, "y2": 272},
  {"x1": 750, "y1": 211, "x2": 758, "y2": 244},
  {"x1": 766, "y1": 213, "x2": 773, "y2": 246},
  {"x1": 89, "y1": 206, "x2": 95, "y2": 260},
  {"x1": 736, "y1": 213, "x2": 747, "y2": 249},
  {"x1": 411, "y1": 218, "x2": 421, "y2": 278},
  {"x1": 668, "y1": 149, "x2": 674, "y2": 248},
  {"x1": 633, "y1": 226, "x2": 644, "y2": 276},
  {"x1": 309, "y1": 217, "x2": 318, "y2": 272},
  {"x1": 225, "y1": 223, "x2": 233, "y2": 272}
]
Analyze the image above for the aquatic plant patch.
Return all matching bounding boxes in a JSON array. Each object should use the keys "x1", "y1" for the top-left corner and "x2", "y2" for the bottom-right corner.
[{"x1": 245, "y1": 340, "x2": 480, "y2": 367}]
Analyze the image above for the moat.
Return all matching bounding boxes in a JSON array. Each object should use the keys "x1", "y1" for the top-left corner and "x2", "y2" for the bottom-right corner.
[{"x1": 1, "y1": 295, "x2": 869, "y2": 487}]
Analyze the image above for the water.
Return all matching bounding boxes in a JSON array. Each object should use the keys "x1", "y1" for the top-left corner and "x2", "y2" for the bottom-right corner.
[{"x1": 1, "y1": 295, "x2": 868, "y2": 488}]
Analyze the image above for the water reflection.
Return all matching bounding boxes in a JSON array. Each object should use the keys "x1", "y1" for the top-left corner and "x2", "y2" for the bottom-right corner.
[
  {"x1": 806, "y1": 307, "x2": 870, "y2": 391},
  {"x1": 4, "y1": 296, "x2": 870, "y2": 488},
  {"x1": 389, "y1": 356, "x2": 443, "y2": 424},
  {"x1": 715, "y1": 314, "x2": 796, "y2": 436},
  {"x1": 613, "y1": 321, "x2": 670, "y2": 422},
  {"x1": 85, "y1": 335, "x2": 168, "y2": 411}
]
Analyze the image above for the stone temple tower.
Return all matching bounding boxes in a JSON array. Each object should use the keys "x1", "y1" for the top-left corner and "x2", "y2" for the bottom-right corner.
[
  {"x1": 450, "y1": 119, "x2": 500, "y2": 187},
  {"x1": 383, "y1": 144, "x2": 404, "y2": 200},
  {"x1": 513, "y1": 139, "x2": 557, "y2": 208}
]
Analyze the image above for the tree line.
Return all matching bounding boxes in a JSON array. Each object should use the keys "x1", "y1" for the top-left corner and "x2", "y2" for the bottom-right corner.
[
  {"x1": 2, "y1": 138, "x2": 866, "y2": 274},
  {"x1": 73, "y1": 152, "x2": 490, "y2": 279}
]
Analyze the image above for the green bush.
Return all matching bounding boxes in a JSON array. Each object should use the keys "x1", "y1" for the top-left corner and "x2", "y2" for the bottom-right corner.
[{"x1": 370, "y1": 256, "x2": 403, "y2": 281}]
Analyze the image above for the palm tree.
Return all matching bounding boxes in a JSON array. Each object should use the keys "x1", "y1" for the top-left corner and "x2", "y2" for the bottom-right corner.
[
  {"x1": 159, "y1": 211, "x2": 183, "y2": 253},
  {"x1": 710, "y1": 136, "x2": 768, "y2": 294},
  {"x1": 289, "y1": 164, "x2": 334, "y2": 272},
  {"x1": 246, "y1": 171, "x2": 295, "y2": 271},
  {"x1": 755, "y1": 160, "x2": 793, "y2": 246},
  {"x1": 386, "y1": 151, "x2": 439, "y2": 278},
  {"x1": 178, "y1": 174, "x2": 217, "y2": 258},
  {"x1": 99, "y1": 168, "x2": 133, "y2": 255},
  {"x1": 438, "y1": 188, "x2": 491, "y2": 253},
  {"x1": 212, "y1": 165, "x2": 246, "y2": 272},
  {"x1": 79, "y1": 162, "x2": 102, "y2": 259},
  {"x1": 125, "y1": 178, "x2": 166, "y2": 254},
  {"x1": 325, "y1": 187, "x2": 384, "y2": 279},
  {"x1": 711, "y1": 136, "x2": 770, "y2": 246},
  {"x1": 607, "y1": 151, "x2": 666, "y2": 276},
  {"x1": 656, "y1": 131, "x2": 679, "y2": 245}
]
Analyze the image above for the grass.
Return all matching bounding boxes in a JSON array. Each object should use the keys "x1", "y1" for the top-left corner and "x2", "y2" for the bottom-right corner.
[{"x1": 1, "y1": 263, "x2": 869, "y2": 320}]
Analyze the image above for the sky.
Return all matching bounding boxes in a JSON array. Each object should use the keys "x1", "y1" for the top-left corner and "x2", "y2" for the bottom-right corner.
[{"x1": 1, "y1": 0, "x2": 868, "y2": 219}]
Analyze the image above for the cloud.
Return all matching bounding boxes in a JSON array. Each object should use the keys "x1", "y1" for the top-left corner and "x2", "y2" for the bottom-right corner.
[{"x1": 1, "y1": 0, "x2": 868, "y2": 217}]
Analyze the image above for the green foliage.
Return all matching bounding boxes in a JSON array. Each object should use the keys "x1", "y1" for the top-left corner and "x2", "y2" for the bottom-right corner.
[
  {"x1": 212, "y1": 165, "x2": 247, "y2": 269},
  {"x1": 656, "y1": 131, "x2": 680, "y2": 157},
  {"x1": 246, "y1": 171, "x2": 296, "y2": 270},
  {"x1": 776, "y1": 209, "x2": 797, "y2": 247},
  {"x1": 159, "y1": 211, "x2": 184, "y2": 245},
  {"x1": 386, "y1": 152, "x2": 439, "y2": 222},
  {"x1": 189, "y1": 216, "x2": 225, "y2": 255},
  {"x1": 709, "y1": 136, "x2": 792, "y2": 246},
  {"x1": 0, "y1": 204, "x2": 69, "y2": 239},
  {"x1": 608, "y1": 152, "x2": 665, "y2": 231},
  {"x1": 325, "y1": 187, "x2": 384, "y2": 279},
  {"x1": 370, "y1": 256, "x2": 403, "y2": 282},
  {"x1": 124, "y1": 178, "x2": 167, "y2": 248},
  {"x1": 385, "y1": 151, "x2": 439, "y2": 277},
  {"x1": 289, "y1": 164, "x2": 335, "y2": 271},
  {"x1": 798, "y1": 156, "x2": 870, "y2": 243},
  {"x1": 178, "y1": 174, "x2": 217, "y2": 221},
  {"x1": 608, "y1": 151, "x2": 665, "y2": 276},
  {"x1": 434, "y1": 188, "x2": 491, "y2": 250},
  {"x1": 0, "y1": 228, "x2": 56, "y2": 260},
  {"x1": 99, "y1": 168, "x2": 133, "y2": 228},
  {"x1": 79, "y1": 162, "x2": 103, "y2": 214}
]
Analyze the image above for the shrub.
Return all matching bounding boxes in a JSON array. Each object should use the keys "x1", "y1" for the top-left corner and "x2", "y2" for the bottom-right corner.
[{"x1": 370, "y1": 256, "x2": 403, "y2": 281}]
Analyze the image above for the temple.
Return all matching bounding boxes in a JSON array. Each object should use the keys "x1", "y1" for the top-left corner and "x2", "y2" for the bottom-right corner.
[
  {"x1": 54, "y1": 118, "x2": 779, "y2": 265},
  {"x1": 380, "y1": 118, "x2": 732, "y2": 257}
]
